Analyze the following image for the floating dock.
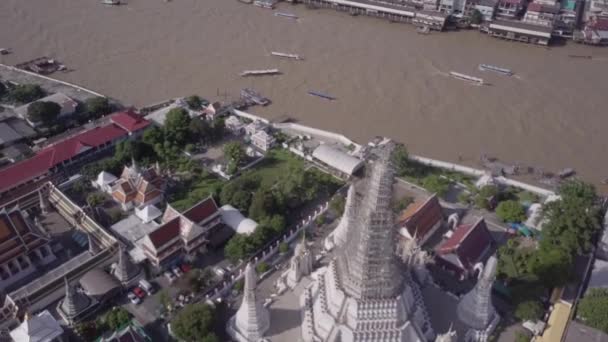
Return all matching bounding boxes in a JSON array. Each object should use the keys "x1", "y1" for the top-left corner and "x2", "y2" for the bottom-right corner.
[
  {"x1": 240, "y1": 69, "x2": 281, "y2": 77},
  {"x1": 271, "y1": 52, "x2": 302, "y2": 60},
  {"x1": 478, "y1": 64, "x2": 513, "y2": 76},
  {"x1": 253, "y1": 0, "x2": 275, "y2": 9},
  {"x1": 449, "y1": 72, "x2": 484, "y2": 85},
  {"x1": 274, "y1": 12, "x2": 298, "y2": 19},
  {"x1": 241, "y1": 88, "x2": 271, "y2": 106},
  {"x1": 308, "y1": 91, "x2": 336, "y2": 100}
]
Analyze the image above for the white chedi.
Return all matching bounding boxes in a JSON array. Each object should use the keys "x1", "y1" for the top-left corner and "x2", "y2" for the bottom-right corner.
[
  {"x1": 286, "y1": 233, "x2": 315, "y2": 289},
  {"x1": 227, "y1": 263, "x2": 270, "y2": 342}
]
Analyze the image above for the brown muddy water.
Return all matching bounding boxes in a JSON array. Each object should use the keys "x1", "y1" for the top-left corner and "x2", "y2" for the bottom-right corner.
[{"x1": 1, "y1": 0, "x2": 608, "y2": 188}]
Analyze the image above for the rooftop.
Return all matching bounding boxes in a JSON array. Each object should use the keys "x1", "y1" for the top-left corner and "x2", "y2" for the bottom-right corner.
[
  {"x1": 398, "y1": 194, "x2": 442, "y2": 241},
  {"x1": 110, "y1": 110, "x2": 150, "y2": 133},
  {"x1": 0, "y1": 122, "x2": 129, "y2": 193},
  {"x1": 9, "y1": 309, "x2": 63, "y2": 342},
  {"x1": 312, "y1": 144, "x2": 364, "y2": 176}
]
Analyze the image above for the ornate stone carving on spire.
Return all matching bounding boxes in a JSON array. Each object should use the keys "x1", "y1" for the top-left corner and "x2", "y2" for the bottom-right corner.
[
  {"x1": 457, "y1": 256, "x2": 500, "y2": 340},
  {"x1": 228, "y1": 263, "x2": 270, "y2": 342},
  {"x1": 336, "y1": 145, "x2": 403, "y2": 299},
  {"x1": 88, "y1": 233, "x2": 100, "y2": 255},
  {"x1": 59, "y1": 277, "x2": 91, "y2": 324},
  {"x1": 114, "y1": 245, "x2": 141, "y2": 285},
  {"x1": 399, "y1": 233, "x2": 433, "y2": 285},
  {"x1": 38, "y1": 190, "x2": 49, "y2": 214},
  {"x1": 435, "y1": 326, "x2": 457, "y2": 342},
  {"x1": 286, "y1": 231, "x2": 314, "y2": 288}
]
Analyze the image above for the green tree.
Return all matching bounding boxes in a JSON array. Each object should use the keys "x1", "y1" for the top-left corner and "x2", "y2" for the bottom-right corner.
[
  {"x1": 185, "y1": 95, "x2": 202, "y2": 109},
  {"x1": 531, "y1": 246, "x2": 572, "y2": 287},
  {"x1": 458, "y1": 192, "x2": 471, "y2": 205},
  {"x1": 541, "y1": 180, "x2": 600, "y2": 254},
  {"x1": 577, "y1": 288, "x2": 608, "y2": 334},
  {"x1": 164, "y1": 108, "x2": 192, "y2": 145},
  {"x1": 159, "y1": 289, "x2": 172, "y2": 310},
  {"x1": 86, "y1": 192, "x2": 105, "y2": 207},
  {"x1": 225, "y1": 234, "x2": 255, "y2": 262},
  {"x1": 256, "y1": 261, "x2": 269, "y2": 274},
  {"x1": 422, "y1": 175, "x2": 451, "y2": 197},
  {"x1": 496, "y1": 200, "x2": 527, "y2": 223},
  {"x1": 230, "y1": 190, "x2": 252, "y2": 212},
  {"x1": 392, "y1": 144, "x2": 410, "y2": 176},
  {"x1": 249, "y1": 189, "x2": 277, "y2": 221},
  {"x1": 188, "y1": 269, "x2": 204, "y2": 292},
  {"x1": 171, "y1": 303, "x2": 218, "y2": 342},
  {"x1": 267, "y1": 215, "x2": 285, "y2": 234},
  {"x1": 27, "y1": 101, "x2": 61, "y2": 125},
  {"x1": 514, "y1": 300, "x2": 544, "y2": 321},
  {"x1": 9, "y1": 84, "x2": 44, "y2": 103},
  {"x1": 330, "y1": 195, "x2": 346, "y2": 215},
  {"x1": 224, "y1": 142, "x2": 246, "y2": 167},
  {"x1": 189, "y1": 116, "x2": 212, "y2": 143},
  {"x1": 105, "y1": 307, "x2": 130, "y2": 331},
  {"x1": 279, "y1": 242, "x2": 289, "y2": 254},
  {"x1": 143, "y1": 126, "x2": 164, "y2": 146},
  {"x1": 74, "y1": 321, "x2": 99, "y2": 341},
  {"x1": 85, "y1": 97, "x2": 111, "y2": 117},
  {"x1": 211, "y1": 117, "x2": 225, "y2": 142},
  {"x1": 514, "y1": 331, "x2": 531, "y2": 342},
  {"x1": 471, "y1": 9, "x2": 483, "y2": 25}
]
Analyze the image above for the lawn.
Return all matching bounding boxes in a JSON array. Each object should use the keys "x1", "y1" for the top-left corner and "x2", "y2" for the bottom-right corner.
[
  {"x1": 169, "y1": 171, "x2": 225, "y2": 211},
  {"x1": 245, "y1": 149, "x2": 304, "y2": 188}
]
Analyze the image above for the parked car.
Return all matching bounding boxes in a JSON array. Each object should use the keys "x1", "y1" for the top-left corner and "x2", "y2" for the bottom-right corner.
[
  {"x1": 128, "y1": 291, "x2": 141, "y2": 305},
  {"x1": 213, "y1": 266, "x2": 227, "y2": 278},
  {"x1": 164, "y1": 271, "x2": 176, "y2": 283},
  {"x1": 180, "y1": 263, "x2": 192, "y2": 273},
  {"x1": 133, "y1": 286, "x2": 146, "y2": 299},
  {"x1": 172, "y1": 266, "x2": 184, "y2": 278},
  {"x1": 139, "y1": 279, "x2": 155, "y2": 295}
]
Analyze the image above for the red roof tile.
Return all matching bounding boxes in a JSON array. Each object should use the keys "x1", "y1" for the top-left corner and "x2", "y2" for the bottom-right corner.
[
  {"x1": 111, "y1": 111, "x2": 150, "y2": 133},
  {"x1": 436, "y1": 218, "x2": 493, "y2": 270},
  {"x1": 398, "y1": 195, "x2": 443, "y2": 240},
  {"x1": 0, "y1": 124, "x2": 128, "y2": 193},
  {"x1": 183, "y1": 197, "x2": 219, "y2": 223},
  {"x1": 147, "y1": 218, "x2": 181, "y2": 249}
]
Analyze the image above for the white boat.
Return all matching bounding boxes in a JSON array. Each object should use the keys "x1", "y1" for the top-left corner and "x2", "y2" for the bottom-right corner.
[
  {"x1": 271, "y1": 52, "x2": 302, "y2": 60},
  {"x1": 253, "y1": 0, "x2": 275, "y2": 9},
  {"x1": 240, "y1": 69, "x2": 281, "y2": 77},
  {"x1": 449, "y1": 72, "x2": 484, "y2": 85},
  {"x1": 101, "y1": 0, "x2": 120, "y2": 5},
  {"x1": 0, "y1": 48, "x2": 10, "y2": 55},
  {"x1": 478, "y1": 64, "x2": 513, "y2": 76},
  {"x1": 274, "y1": 12, "x2": 298, "y2": 19}
]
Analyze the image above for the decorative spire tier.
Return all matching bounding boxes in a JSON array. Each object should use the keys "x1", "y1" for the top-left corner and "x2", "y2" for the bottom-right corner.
[{"x1": 228, "y1": 262, "x2": 270, "y2": 342}]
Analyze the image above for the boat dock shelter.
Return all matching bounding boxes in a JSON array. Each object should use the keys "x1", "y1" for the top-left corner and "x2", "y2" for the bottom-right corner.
[{"x1": 487, "y1": 20, "x2": 553, "y2": 45}]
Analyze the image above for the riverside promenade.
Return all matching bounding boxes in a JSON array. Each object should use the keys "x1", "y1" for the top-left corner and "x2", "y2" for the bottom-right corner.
[{"x1": 0, "y1": 63, "x2": 105, "y2": 102}]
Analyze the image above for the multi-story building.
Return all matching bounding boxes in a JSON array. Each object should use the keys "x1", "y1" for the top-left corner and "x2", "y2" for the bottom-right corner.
[
  {"x1": 475, "y1": 0, "x2": 499, "y2": 21},
  {"x1": 496, "y1": 0, "x2": 525, "y2": 17},
  {"x1": 524, "y1": 2, "x2": 561, "y2": 26},
  {"x1": 251, "y1": 130, "x2": 276, "y2": 152},
  {"x1": 141, "y1": 197, "x2": 222, "y2": 268}
]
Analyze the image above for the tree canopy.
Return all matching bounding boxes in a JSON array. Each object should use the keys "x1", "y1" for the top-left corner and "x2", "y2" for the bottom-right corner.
[
  {"x1": 496, "y1": 200, "x2": 527, "y2": 223},
  {"x1": 422, "y1": 175, "x2": 451, "y2": 197},
  {"x1": 27, "y1": 101, "x2": 60, "y2": 125},
  {"x1": 224, "y1": 142, "x2": 246, "y2": 174},
  {"x1": 85, "y1": 97, "x2": 112, "y2": 117},
  {"x1": 164, "y1": 108, "x2": 192, "y2": 145},
  {"x1": 578, "y1": 288, "x2": 608, "y2": 334},
  {"x1": 471, "y1": 9, "x2": 483, "y2": 25},
  {"x1": 514, "y1": 300, "x2": 544, "y2": 321},
  {"x1": 171, "y1": 303, "x2": 218, "y2": 342},
  {"x1": 104, "y1": 307, "x2": 131, "y2": 331},
  {"x1": 9, "y1": 84, "x2": 44, "y2": 104},
  {"x1": 185, "y1": 95, "x2": 203, "y2": 109}
]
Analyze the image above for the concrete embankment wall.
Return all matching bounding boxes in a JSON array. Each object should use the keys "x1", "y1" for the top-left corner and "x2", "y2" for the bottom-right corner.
[{"x1": 0, "y1": 63, "x2": 106, "y2": 98}]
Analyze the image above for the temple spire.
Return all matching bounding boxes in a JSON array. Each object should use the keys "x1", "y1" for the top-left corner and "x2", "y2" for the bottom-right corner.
[
  {"x1": 336, "y1": 144, "x2": 402, "y2": 299},
  {"x1": 332, "y1": 185, "x2": 356, "y2": 248},
  {"x1": 114, "y1": 245, "x2": 141, "y2": 285},
  {"x1": 230, "y1": 263, "x2": 270, "y2": 341},
  {"x1": 457, "y1": 256, "x2": 498, "y2": 331},
  {"x1": 59, "y1": 277, "x2": 91, "y2": 325}
]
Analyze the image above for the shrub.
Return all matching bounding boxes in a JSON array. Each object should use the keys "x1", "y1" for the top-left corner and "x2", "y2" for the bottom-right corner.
[{"x1": 496, "y1": 200, "x2": 527, "y2": 223}]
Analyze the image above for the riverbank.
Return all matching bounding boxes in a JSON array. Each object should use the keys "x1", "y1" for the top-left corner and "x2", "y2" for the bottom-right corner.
[{"x1": 1, "y1": 0, "x2": 607, "y2": 187}]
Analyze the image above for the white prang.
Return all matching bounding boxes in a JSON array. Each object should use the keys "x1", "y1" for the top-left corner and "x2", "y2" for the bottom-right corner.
[
  {"x1": 323, "y1": 185, "x2": 357, "y2": 251},
  {"x1": 301, "y1": 145, "x2": 435, "y2": 342},
  {"x1": 457, "y1": 256, "x2": 500, "y2": 342},
  {"x1": 227, "y1": 263, "x2": 270, "y2": 342},
  {"x1": 285, "y1": 233, "x2": 315, "y2": 289}
]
